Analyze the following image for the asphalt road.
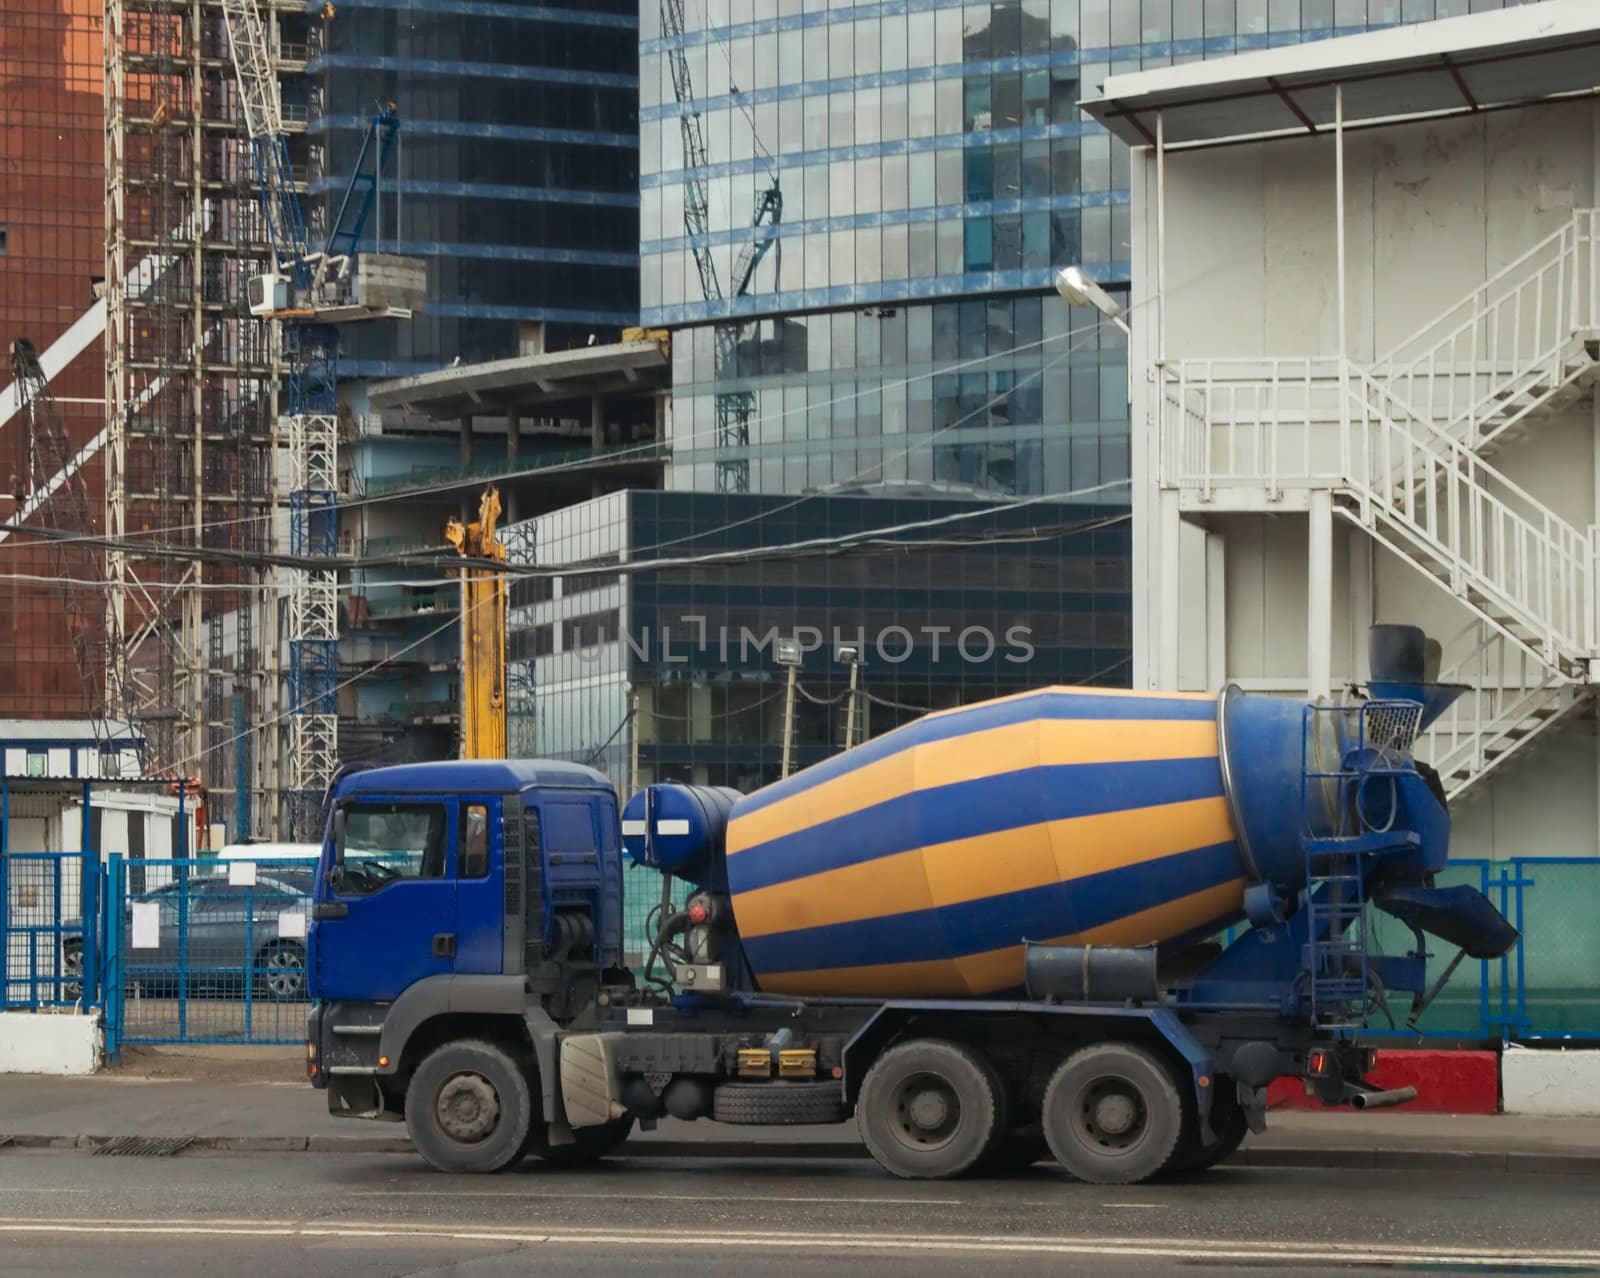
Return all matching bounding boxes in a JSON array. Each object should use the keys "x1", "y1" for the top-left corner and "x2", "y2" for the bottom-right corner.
[{"x1": 1, "y1": 1149, "x2": 1598, "y2": 1276}]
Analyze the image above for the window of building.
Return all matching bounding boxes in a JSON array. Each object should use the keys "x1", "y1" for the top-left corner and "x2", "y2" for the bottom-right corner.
[{"x1": 0, "y1": 226, "x2": 8, "y2": 255}]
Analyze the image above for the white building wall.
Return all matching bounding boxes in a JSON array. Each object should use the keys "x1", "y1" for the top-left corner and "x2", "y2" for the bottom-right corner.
[{"x1": 1129, "y1": 99, "x2": 1600, "y2": 859}]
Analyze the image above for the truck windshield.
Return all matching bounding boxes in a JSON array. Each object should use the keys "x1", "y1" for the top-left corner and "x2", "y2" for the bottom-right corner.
[{"x1": 334, "y1": 802, "x2": 447, "y2": 895}]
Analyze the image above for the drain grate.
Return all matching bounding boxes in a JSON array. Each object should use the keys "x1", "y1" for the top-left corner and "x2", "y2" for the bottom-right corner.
[{"x1": 91, "y1": 1135, "x2": 194, "y2": 1158}]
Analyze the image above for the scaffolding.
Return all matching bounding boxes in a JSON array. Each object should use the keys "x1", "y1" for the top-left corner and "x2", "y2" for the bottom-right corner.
[{"x1": 104, "y1": 0, "x2": 288, "y2": 833}]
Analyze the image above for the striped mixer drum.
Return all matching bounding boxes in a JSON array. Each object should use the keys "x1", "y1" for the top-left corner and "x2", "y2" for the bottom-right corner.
[{"x1": 724, "y1": 686, "x2": 1264, "y2": 999}]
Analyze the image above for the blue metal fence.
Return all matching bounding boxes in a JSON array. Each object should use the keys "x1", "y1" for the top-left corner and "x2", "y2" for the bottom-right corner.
[
  {"x1": 103, "y1": 856, "x2": 319, "y2": 1051},
  {"x1": 1, "y1": 850, "x2": 98, "y2": 1011},
  {"x1": 6, "y1": 848, "x2": 1599, "y2": 1050}
]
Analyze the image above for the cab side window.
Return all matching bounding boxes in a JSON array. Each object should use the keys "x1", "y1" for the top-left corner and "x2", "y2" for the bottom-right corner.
[
  {"x1": 335, "y1": 803, "x2": 446, "y2": 896},
  {"x1": 460, "y1": 804, "x2": 490, "y2": 879}
]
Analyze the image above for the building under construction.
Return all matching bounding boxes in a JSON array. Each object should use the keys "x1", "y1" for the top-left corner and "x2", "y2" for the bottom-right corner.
[{"x1": 2, "y1": 0, "x2": 638, "y2": 838}]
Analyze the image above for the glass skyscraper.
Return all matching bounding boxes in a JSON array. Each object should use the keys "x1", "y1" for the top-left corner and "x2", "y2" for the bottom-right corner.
[
  {"x1": 309, "y1": 0, "x2": 642, "y2": 379},
  {"x1": 638, "y1": 0, "x2": 1549, "y2": 497},
  {"x1": 568, "y1": 0, "x2": 1553, "y2": 790}
]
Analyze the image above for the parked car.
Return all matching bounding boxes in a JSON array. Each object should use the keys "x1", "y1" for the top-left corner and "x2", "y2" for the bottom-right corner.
[{"x1": 61, "y1": 867, "x2": 315, "y2": 1000}]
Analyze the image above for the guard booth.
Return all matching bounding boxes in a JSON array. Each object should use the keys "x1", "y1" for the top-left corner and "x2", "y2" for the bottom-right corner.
[{"x1": 0, "y1": 718, "x2": 174, "y2": 1011}]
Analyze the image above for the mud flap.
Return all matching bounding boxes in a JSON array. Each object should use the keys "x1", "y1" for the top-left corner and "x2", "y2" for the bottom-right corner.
[{"x1": 1238, "y1": 1082, "x2": 1269, "y2": 1134}]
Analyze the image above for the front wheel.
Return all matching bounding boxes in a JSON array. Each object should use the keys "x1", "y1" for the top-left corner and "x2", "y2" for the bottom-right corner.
[
  {"x1": 407, "y1": 1039, "x2": 532, "y2": 1173},
  {"x1": 256, "y1": 941, "x2": 307, "y2": 999},
  {"x1": 1042, "y1": 1042, "x2": 1184, "y2": 1185}
]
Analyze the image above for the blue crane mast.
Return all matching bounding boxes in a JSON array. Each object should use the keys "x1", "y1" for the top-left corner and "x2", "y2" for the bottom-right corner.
[{"x1": 220, "y1": 0, "x2": 423, "y2": 836}]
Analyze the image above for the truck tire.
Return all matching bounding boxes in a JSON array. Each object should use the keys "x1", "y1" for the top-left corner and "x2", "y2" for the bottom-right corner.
[
  {"x1": 857, "y1": 1038, "x2": 1000, "y2": 1180},
  {"x1": 530, "y1": 1117, "x2": 636, "y2": 1168},
  {"x1": 1168, "y1": 1077, "x2": 1248, "y2": 1174},
  {"x1": 712, "y1": 1081, "x2": 846, "y2": 1125},
  {"x1": 1042, "y1": 1042, "x2": 1184, "y2": 1185},
  {"x1": 407, "y1": 1039, "x2": 532, "y2": 1174}
]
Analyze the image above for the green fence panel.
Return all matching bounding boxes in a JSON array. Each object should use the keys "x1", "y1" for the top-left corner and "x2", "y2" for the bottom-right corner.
[
  {"x1": 621, "y1": 862, "x2": 688, "y2": 970},
  {"x1": 1514, "y1": 859, "x2": 1600, "y2": 1039}
]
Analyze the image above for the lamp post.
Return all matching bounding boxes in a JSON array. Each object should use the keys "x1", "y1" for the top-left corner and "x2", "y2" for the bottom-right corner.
[
  {"x1": 776, "y1": 637, "x2": 801, "y2": 779},
  {"x1": 837, "y1": 644, "x2": 861, "y2": 750},
  {"x1": 1054, "y1": 266, "x2": 1131, "y2": 336},
  {"x1": 1057, "y1": 265, "x2": 1132, "y2": 404}
]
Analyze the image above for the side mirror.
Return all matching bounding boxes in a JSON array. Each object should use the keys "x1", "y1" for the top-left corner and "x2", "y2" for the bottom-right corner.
[{"x1": 328, "y1": 806, "x2": 349, "y2": 891}]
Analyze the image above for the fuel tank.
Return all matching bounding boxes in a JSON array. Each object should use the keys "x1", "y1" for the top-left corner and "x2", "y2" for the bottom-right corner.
[{"x1": 718, "y1": 685, "x2": 1443, "y2": 998}]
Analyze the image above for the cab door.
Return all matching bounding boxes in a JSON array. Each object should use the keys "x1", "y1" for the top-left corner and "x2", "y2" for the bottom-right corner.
[
  {"x1": 311, "y1": 795, "x2": 457, "y2": 1002},
  {"x1": 453, "y1": 797, "x2": 505, "y2": 975}
]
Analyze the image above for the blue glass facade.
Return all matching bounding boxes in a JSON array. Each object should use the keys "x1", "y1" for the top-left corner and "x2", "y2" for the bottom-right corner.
[
  {"x1": 308, "y1": 0, "x2": 642, "y2": 379},
  {"x1": 639, "y1": 0, "x2": 1550, "y2": 500}
]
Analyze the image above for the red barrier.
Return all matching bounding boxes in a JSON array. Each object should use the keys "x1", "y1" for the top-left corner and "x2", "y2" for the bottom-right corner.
[{"x1": 1267, "y1": 1050, "x2": 1499, "y2": 1114}]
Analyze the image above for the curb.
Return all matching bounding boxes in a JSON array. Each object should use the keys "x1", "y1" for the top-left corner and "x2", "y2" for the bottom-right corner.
[{"x1": 3, "y1": 1134, "x2": 1596, "y2": 1175}]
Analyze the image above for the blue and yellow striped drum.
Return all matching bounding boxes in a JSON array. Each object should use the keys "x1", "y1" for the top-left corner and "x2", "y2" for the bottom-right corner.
[{"x1": 725, "y1": 687, "x2": 1253, "y2": 999}]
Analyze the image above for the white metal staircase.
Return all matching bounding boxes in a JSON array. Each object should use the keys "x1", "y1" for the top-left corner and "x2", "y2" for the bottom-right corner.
[
  {"x1": 1419, "y1": 622, "x2": 1589, "y2": 800},
  {"x1": 1160, "y1": 355, "x2": 1597, "y2": 797},
  {"x1": 1373, "y1": 209, "x2": 1599, "y2": 455},
  {"x1": 1161, "y1": 210, "x2": 1600, "y2": 798}
]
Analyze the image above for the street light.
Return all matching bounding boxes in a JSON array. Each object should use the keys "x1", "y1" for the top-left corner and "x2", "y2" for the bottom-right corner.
[
  {"x1": 1055, "y1": 266, "x2": 1131, "y2": 337},
  {"x1": 1058, "y1": 264, "x2": 1133, "y2": 403},
  {"x1": 837, "y1": 644, "x2": 862, "y2": 751},
  {"x1": 776, "y1": 637, "x2": 802, "y2": 779}
]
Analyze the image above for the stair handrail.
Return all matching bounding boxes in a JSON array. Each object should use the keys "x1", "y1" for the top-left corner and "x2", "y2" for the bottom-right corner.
[
  {"x1": 1372, "y1": 210, "x2": 1597, "y2": 443},
  {"x1": 1159, "y1": 357, "x2": 1592, "y2": 663},
  {"x1": 1375, "y1": 208, "x2": 1596, "y2": 369},
  {"x1": 1345, "y1": 364, "x2": 1590, "y2": 661}
]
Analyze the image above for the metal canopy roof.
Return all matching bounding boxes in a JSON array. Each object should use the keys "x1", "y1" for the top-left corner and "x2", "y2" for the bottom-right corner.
[
  {"x1": 367, "y1": 339, "x2": 669, "y2": 419},
  {"x1": 1082, "y1": 0, "x2": 1600, "y2": 150}
]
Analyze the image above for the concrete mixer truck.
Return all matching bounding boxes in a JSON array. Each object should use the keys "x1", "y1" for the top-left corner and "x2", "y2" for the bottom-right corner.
[{"x1": 304, "y1": 625, "x2": 1517, "y2": 1185}]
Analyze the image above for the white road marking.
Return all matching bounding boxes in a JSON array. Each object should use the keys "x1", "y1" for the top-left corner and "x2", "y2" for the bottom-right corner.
[
  {"x1": 1101, "y1": 1203, "x2": 1162, "y2": 1209},
  {"x1": 0, "y1": 1218, "x2": 1595, "y2": 1268}
]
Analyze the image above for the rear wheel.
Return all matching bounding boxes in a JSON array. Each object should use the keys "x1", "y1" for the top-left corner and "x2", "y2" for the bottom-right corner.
[
  {"x1": 857, "y1": 1038, "x2": 1001, "y2": 1180},
  {"x1": 1169, "y1": 1078, "x2": 1248, "y2": 1174},
  {"x1": 1042, "y1": 1042, "x2": 1184, "y2": 1185},
  {"x1": 407, "y1": 1039, "x2": 532, "y2": 1174}
]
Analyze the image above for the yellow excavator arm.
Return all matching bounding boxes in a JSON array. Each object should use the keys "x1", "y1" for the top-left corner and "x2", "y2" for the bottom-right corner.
[{"x1": 444, "y1": 487, "x2": 508, "y2": 759}]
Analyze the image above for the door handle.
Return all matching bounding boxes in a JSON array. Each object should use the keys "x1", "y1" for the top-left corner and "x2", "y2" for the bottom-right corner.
[
  {"x1": 313, "y1": 902, "x2": 348, "y2": 920},
  {"x1": 432, "y1": 933, "x2": 456, "y2": 958}
]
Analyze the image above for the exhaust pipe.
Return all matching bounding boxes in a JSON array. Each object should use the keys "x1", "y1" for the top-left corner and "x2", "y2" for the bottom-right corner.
[{"x1": 1349, "y1": 1086, "x2": 1417, "y2": 1110}]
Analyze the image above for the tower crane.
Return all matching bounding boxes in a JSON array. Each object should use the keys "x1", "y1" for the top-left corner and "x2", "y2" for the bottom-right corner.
[
  {"x1": 219, "y1": 0, "x2": 425, "y2": 834},
  {"x1": 660, "y1": 0, "x2": 782, "y2": 494}
]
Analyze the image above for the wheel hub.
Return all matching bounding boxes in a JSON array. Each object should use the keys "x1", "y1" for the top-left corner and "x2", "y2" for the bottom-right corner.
[
  {"x1": 265, "y1": 950, "x2": 303, "y2": 996},
  {"x1": 436, "y1": 1072, "x2": 500, "y2": 1143},
  {"x1": 1078, "y1": 1079, "x2": 1147, "y2": 1150},
  {"x1": 907, "y1": 1088, "x2": 951, "y2": 1131},
  {"x1": 894, "y1": 1072, "x2": 960, "y2": 1148},
  {"x1": 1093, "y1": 1092, "x2": 1137, "y2": 1135}
]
